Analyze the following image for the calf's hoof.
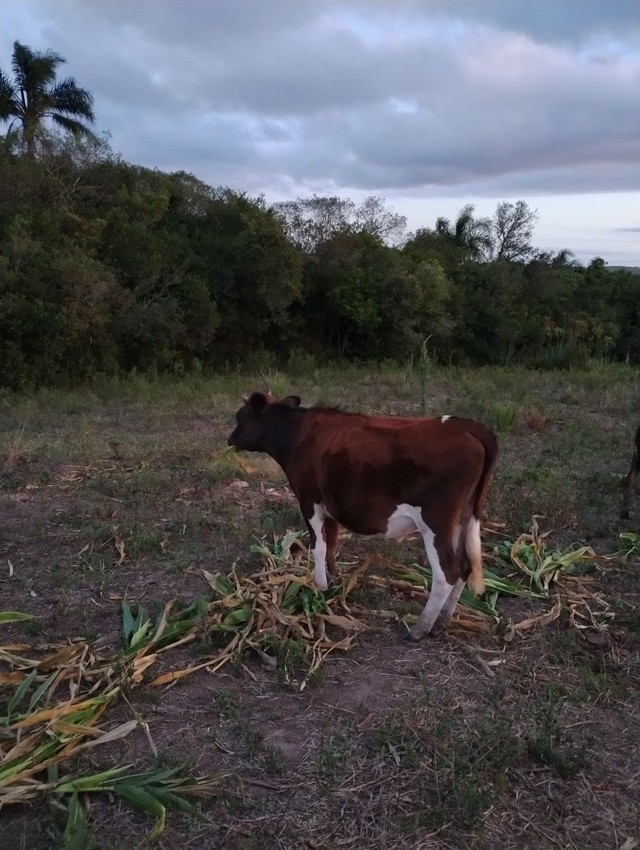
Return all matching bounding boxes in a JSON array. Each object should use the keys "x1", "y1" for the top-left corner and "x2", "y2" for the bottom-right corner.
[
  {"x1": 403, "y1": 631, "x2": 421, "y2": 642},
  {"x1": 404, "y1": 623, "x2": 424, "y2": 642},
  {"x1": 404, "y1": 623, "x2": 449, "y2": 642},
  {"x1": 394, "y1": 621, "x2": 419, "y2": 642}
]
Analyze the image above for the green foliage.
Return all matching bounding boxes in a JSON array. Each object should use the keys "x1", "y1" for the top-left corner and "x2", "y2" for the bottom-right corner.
[
  {"x1": 1, "y1": 133, "x2": 639, "y2": 388},
  {"x1": 489, "y1": 401, "x2": 520, "y2": 432}
]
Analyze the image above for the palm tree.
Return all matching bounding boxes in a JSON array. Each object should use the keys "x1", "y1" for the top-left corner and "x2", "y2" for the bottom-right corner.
[
  {"x1": 435, "y1": 204, "x2": 493, "y2": 261},
  {"x1": 0, "y1": 41, "x2": 94, "y2": 157}
]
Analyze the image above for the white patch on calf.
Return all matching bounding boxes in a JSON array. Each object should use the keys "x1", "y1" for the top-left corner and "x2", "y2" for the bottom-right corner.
[
  {"x1": 309, "y1": 503, "x2": 329, "y2": 591},
  {"x1": 385, "y1": 503, "x2": 422, "y2": 540},
  {"x1": 441, "y1": 415, "x2": 451, "y2": 422}
]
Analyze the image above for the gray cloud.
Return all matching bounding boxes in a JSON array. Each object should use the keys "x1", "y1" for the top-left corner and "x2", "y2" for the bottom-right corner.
[
  {"x1": 401, "y1": 0, "x2": 640, "y2": 44},
  {"x1": 1, "y1": 0, "x2": 639, "y2": 261}
]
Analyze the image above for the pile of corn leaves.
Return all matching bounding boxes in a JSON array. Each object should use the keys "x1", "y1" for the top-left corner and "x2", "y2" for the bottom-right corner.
[{"x1": 0, "y1": 520, "x2": 624, "y2": 841}]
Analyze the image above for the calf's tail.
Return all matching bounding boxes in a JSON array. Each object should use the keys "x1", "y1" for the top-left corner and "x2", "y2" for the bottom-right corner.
[{"x1": 465, "y1": 423, "x2": 498, "y2": 596}]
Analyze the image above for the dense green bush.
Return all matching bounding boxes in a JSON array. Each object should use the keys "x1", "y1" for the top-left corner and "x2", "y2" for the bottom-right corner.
[{"x1": 1, "y1": 137, "x2": 639, "y2": 389}]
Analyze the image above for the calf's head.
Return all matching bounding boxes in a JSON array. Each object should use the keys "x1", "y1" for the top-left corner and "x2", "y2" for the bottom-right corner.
[{"x1": 228, "y1": 392, "x2": 301, "y2": 453}]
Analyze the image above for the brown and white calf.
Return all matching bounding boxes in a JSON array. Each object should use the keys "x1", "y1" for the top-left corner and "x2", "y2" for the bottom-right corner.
[
  {"x1": 621, "y1": 425, "x2": 640, "y2": 519},
  {"x1": 228, "y1": 392, "x2": 498, "y2": 640}
]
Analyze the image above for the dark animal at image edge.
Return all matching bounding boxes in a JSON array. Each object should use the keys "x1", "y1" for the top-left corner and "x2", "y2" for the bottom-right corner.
[
  {"x1": 621, "y1": 425, "x2": 640, "y2": 519},
  {"x1": 228, "y1": 393, "x2": 498, "y2": 640}
]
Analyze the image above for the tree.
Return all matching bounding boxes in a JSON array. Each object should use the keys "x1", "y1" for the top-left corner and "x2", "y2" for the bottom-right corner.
[
  {"x1": 273, "y1": 194, "x2": 406, "y2": 253},
  {"x1": 352, "y1": 195, "x2": 407, "y2": 244},
  {"x1": 299, "y1": 231, "x2": 443, "y2": 360},
  {"x1": 198, "y1": 191, "x2": 303, "y2": 359},
  {"x1": 489, "y1": 200, "x2": 538, "y2": 262},
  {"x1": 434, "y1": 204, "x2": 492, "y2": 261},
  {"x1": 0, "y1": 41, "x2": 94, "y2": 157},
  {"x1": 403, "y1": 205, "x2": 491, "y2": 274},
  {"x1": 531, "y1": 248, "x2": 580, "y2": 269},
  {"x1": 273, "y1": 195, "x2": 354, "y2": 253}
]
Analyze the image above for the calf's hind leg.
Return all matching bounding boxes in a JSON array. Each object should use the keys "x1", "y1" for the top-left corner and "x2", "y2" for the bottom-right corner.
[
  {"x1": 306, "y1": 504, "x2": 340, "y2": 591},
  {"x1": 431, "y1": 578, "x2": 465, "y2": 634},
  {"x1": 409, "y1": 526, "x2": 461, "y2": 640},
  {"x1": 323, "y1": 517, "x2": 340, "y2": 581}
]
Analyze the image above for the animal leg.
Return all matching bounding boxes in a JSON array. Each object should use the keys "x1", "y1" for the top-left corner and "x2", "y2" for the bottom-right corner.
[
  {"x1": 621, "y1": 456, "x2": 639, "y2": 519},
  {"x1": 431, "y1": 579, "x2": 465, "y2": 634},
  {"x1": 431, "y1": 514, "x2": 484, "y2": 632},
  {"x1": 409, "y1": 529, "x2": 459, "y2": 640},
  {"x1": 621, "y1": 427, "x2": 640, "y2": 520},
  {"x1": 307, "y1": 503, "x2": 329, "y2": 591},
  {"x1": 323, "y1": 517, "x2": 340, "y2": 581}
]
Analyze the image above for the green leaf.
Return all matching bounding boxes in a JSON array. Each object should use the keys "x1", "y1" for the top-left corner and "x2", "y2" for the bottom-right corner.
[
  {"x1": 281, "y1": 580, "x2": 302, "y2": 608},
  {"x1": 129, "y1": 621, "x2": 152, "y2": 650},
  {"x1": 112, "y1": 783, "x2": 166, "y2": 836},
  {"x1": 27, "y1": 670, "x2": 59, "y2": 713},
  {"x1": 7, "y1": 668, "x2": 38, "y2": 716},
  {"x1": 63, "y1": 792, "x2": 91, "y2": 850},
  {"x1": 145, "y1": 786, "x2": 199, "y2": 816},
  {"x1": 121, "y1": 600, "x2": 136, "y2": 642},
  {"x1": 54, "y1": 766, "x2": 134, "y2": 794},
  {"x1": 121, "y1": 600, "x2": 153, "y2": 650},
  {"x1": 0, "y1": 611, "x2": 36, "y2": 624},
  {"x1": 618, "y1": 531, "x2": 640, "y2": 559}
]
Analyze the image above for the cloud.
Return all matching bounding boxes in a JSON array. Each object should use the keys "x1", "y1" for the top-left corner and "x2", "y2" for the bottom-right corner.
[
  {"x1": 398, "y1": 0, "x2": 640, "y2": 45},
  {"x1": 0, "y1": 0, "x2": 638, "y2": 261}
]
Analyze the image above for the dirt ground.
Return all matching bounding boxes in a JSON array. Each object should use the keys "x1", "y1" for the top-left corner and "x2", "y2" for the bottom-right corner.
[{"x1": 1, "y1": 368, "x2": 639, "y2": 849}]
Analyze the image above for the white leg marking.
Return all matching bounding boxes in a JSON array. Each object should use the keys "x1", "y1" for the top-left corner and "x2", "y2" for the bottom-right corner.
[
  {"x1": 309, "y1": 503, "x2": 328, "y2": 591},
  {"x1": 410, "y1": 528, "x2": 453, "y2": 639},
  {"x1": 436, "y1": 578, "x2": 465, "y2": 630}
]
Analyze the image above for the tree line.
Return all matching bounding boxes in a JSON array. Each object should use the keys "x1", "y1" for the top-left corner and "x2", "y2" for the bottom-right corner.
[{"x1": 1, "y1": 41, "x2": 639, "y2": 389}]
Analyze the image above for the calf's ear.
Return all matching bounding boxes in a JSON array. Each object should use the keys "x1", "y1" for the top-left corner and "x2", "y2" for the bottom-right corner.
[
  {"x1": 248, "y1": 392, "x2": 269, "y2": 414},
  {"x1": 281, "y1": 395, "x2": 302, "y2": 408}
]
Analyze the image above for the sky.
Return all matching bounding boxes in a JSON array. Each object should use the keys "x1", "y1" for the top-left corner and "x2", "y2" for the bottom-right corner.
[{"x1": 1, "y1": 0, "x2": 639, "y2": 266}]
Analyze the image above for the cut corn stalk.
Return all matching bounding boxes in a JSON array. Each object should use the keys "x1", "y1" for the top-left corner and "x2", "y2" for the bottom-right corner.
[
  {"x1": 617, "y1": 531, "x2": 640, "y2": 560},
  {"x1": 53, "y1": 764, "x2": 236, "y2": 839},
  {"x1": 490, "y1": 516, "x2": 601, "y2": 594}
]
